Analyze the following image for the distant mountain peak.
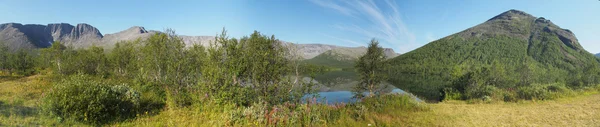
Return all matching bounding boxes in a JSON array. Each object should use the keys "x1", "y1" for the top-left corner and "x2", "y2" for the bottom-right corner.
[
  {"x1": 488, "y1": 9, "x2": 535, "y2": 21},
  {"x1": 125, "y1": 26, "x2": 148, "y2": 34},
  {"x1": 72, "y1": 23, "x2": 103, "y2": 38}
]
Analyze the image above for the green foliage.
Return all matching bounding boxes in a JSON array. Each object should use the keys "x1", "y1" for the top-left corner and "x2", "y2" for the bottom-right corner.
[
  {"x1": 201, "y1": 29, "x2": 313, "y2": 106},
  {"x1": 127, "y1": 30, "x2": 206, "y2": 107},
  {"x1": 516, "y1": 83, "x2": 570, "y2": 100},
  {"x1": 359, "y1": 94, "x2": 426, "y2": 113},
  {"x1": 388, "y1": 32, "x2": 600, "y2": 101},
  {"x1": 302, "y1": 52, "x2": 356, "y2": 69},
  {"x1": 42, "y1": 74, "x2": 140, "y2": 125},
  {"x1": 0, "y1": 46, "x2": 37, "y2": 75},
  {"x1": 39, "y1": 42, "x2": 109, "y2": 76},
  {"x1": 297, "y1": 63, "x2": 332, "y2": 76},
  {"x1": 354, "y1": 39, "x2": 388, "y2": 98},
  {"x1": 108, "y1": 41, "x2": 139, "y2": 78}
]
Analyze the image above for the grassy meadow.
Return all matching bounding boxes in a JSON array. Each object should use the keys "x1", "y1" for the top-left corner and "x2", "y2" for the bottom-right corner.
[{"x1": 1, "y1": 74, "x2": 599, "y2": 126}]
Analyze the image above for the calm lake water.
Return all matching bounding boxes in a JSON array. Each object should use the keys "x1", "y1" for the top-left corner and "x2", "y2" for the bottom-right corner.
[
  {"x1": 305, "y1": 70, "x2": 423, "y2": 104},
  {"x1": 302, "y1": 89, "x2": 422, "y2": 104}
]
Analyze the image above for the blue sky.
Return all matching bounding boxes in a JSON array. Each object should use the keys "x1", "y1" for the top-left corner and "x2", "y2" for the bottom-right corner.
[{"x1": 1, "y1": 0, "x2": 599, "y2": 53}]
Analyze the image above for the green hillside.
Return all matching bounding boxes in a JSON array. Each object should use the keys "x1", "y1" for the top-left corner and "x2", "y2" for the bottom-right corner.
[
  {"x1": 387, "y1": 10, "x2": 600, "y2": 101},
  {"x1": 302, "y1": 47, "x2": 364, "y2": 69}
]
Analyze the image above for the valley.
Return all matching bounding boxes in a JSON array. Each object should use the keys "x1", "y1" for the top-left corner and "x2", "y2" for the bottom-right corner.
[
  {"x1": 0, "y1": 3, "x2": 599, "y2": 125},
  {"x1": 1, "y1": 74, "x2": 598, "y2": 126}
]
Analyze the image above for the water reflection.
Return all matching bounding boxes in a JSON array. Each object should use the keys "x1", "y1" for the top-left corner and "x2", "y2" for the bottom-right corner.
[
  {"x1": 304, "y1": 70, "x2": 422, "y2": 104},
  {"x1": 302, "y1": 88, "x2": 422, "y2": 104}
]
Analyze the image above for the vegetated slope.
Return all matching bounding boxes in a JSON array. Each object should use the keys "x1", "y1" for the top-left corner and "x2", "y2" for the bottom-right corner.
[
  {"x1": 303, "y1": 47, "x2": 399, "y2": 69},
  {"x1": 292, "y1": 43, "x2": 399, "y2": 60},
  {"x1": 387, "y1": 9, "x2": 600, "y2": 101},
  {"x1": 595, "y1": 53, "x2": 600, "y2": 58}
]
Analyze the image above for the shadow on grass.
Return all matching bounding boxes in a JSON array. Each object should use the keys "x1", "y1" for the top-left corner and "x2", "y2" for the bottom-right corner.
[
  {"x1": 0, "y1": 101, "x2": 39, "y2": 117},
  {"x1": 0, "y1": 75, "x2": 22, "y2": 82}
]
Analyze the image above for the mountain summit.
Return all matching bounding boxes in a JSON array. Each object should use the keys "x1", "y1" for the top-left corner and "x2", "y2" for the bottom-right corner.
[{"x1": 387, "y1": 10, "x2": 599, "y2": 100}]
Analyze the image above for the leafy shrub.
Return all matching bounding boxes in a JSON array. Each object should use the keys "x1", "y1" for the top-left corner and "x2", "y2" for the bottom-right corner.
[
  {"x1": 517, "y1": 84, "x2": 551, "y2": 100},
  {"x1": 502, "y1": 91, "x2": 517, "y2": 102},
  {"x1": 510, "y1": 83, "x2": 574, "y2": 101},
  {"x1": 42, "y1": 75, "x2": 140, "y2": 125},
  {"x1": 465, "y1": 85, "x2": 498, "y2": 99},
  {"x1": 441, "y1": 87, "x2": 462, "y2": 101},
  {"x1": 359, "y1": 94, "x2": 426, "y2": 113}
]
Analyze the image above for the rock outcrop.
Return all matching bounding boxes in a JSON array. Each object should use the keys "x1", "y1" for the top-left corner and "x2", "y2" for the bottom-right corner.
[{"x1": 0, "y1": 23, "x2": 104, "y2": 50}]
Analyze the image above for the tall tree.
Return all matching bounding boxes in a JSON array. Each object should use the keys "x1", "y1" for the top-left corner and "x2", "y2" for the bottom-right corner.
[
  {"x1": 41, "y1": 42, "x2": 67, "y2": 74},
  {"x1": 0, "y1": 46, "x2": 8, "y2": 72},
  {"x1": 354, "y1": 39, "x2": 388, "y2": 98}
]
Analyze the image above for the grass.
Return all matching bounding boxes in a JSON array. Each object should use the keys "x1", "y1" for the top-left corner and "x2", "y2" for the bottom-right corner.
[{"x1": 1, "y1": 74, "x2": 599, "y2": 126}]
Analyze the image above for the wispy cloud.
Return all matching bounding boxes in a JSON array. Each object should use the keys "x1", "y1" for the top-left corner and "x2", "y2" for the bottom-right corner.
[
  {"x1": 310, "y1": 0, "x2": 417, "y2": 53},
  {"x1": 308, "y1": 0, "x2": 355, "y2": 16},
  {"x1": 322, "y1": 33, "x2": 363, "y2": 46}
]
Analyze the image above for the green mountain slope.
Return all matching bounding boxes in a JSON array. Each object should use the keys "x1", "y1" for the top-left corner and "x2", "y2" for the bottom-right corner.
[
  {"x1": 302, "y1": 48, "x2": 362, "y2": 68},
  {"x1": 303, "y1": 47, "x2": 399, "y2": 69},
  {"x1": 387, "y1": 10, "x2": 600, "y2": 101}
]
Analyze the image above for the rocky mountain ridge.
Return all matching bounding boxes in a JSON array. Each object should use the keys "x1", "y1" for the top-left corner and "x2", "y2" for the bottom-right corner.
[{"x1": 0, "y1": 22, "x2": 399, "y2": 59}]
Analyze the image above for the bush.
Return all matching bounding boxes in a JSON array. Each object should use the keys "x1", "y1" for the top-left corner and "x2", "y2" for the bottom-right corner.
[
  {"x1": 517, "y1": 84, "x2": 551, "y2": 100},
  {"x1": 42, "y1": 75, "x2": 140, "y2": 125},
  {"x1": 465, "y1": 85, "x2": 498, "y2": 99},
  {"x1": 359, "y1": 94, "x2": 426, "y2": 113},
  {"x1": 502, "y1": 91, "x2": 517, "y2": 102},
  {"x1": 441, "y1": 87, "x2": 462, "y2": 101}
]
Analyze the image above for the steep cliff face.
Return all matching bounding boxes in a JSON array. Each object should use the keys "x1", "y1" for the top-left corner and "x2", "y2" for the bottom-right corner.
[
  {"x1": 0, "y1": 23, "x2": 38, "y2": 50},
  {"x1": 0, "y1": 23, "x2": 104, "y2": 49},
  {"x1": 46, "y1": 23, "x2": 75, "y2": 40}
]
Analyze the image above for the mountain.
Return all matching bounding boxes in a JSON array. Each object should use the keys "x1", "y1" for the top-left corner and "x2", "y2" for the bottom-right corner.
[
  {"x1": 387, "y1": 9, "x2": 600, "y2": 101},
  {"x1": 0, "y1": 23, "x2": 215, "y2": 50},
  {"x1": 595, "y1": 53, "x2": 600, "y2": 58},
  {"x1": 0, "y1": 23, "x2": 399, "y2": 60},
  {"x1": 0, "y1": 23, "x2": 103, "y2": 50},
  {"x1": 303, "y1": 46, "x2": 399, "y2": 68},
  {"x1": 101, "y1": 26, "x2": 156, "y2": 47},
  {"x1": 290, "y1": 43, "x2": 399, "y2": 60}
]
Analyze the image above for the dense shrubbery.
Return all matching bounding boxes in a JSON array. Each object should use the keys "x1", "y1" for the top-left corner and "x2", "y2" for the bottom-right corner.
[
  {"x1": 29, "y1": 29, "x2": 320, "y2": 125},
  {"x1": 360, "y1": 93, "x2": 426, "y2": 113},
  {"x1": 0, "y1": 46, "x2": 38, "y2": 76},
  {"x1": 389, "y1": 34, "x2": 600, "y2": 101},
  {"x1": 42, "y1": 75, "x2": 140, "y2": 124},
  {"x1": 516, "y1": 83, "x2": 571, "y2": 100}
]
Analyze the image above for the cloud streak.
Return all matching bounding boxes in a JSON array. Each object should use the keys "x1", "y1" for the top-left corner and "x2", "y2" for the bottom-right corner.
[
  {"x1": 310, "y1": 0, "x2": 417, "y2": 53},
  {"x1": 322, "y1": 33, "x2": 363, "y2": 46}
]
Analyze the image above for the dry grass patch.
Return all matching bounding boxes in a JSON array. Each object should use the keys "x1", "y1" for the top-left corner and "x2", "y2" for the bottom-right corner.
[{"x1": 403, "y1": 94, "x2": 600, "y2": 126}]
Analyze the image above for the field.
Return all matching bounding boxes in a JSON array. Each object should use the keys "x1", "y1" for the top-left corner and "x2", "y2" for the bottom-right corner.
[
  {"x1": 400, "y1": 92, "x2": 600, "y2": 126},
  {"x1": 1, "y1": 74, "x2": 599, "y2": 126}
]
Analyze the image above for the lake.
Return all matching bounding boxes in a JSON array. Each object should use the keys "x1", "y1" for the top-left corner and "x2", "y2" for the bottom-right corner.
[{"x1": 302, "y1": 88, "x2": 422, "y2": 104}]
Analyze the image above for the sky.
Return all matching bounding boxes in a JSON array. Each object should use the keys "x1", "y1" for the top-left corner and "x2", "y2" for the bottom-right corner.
[{"x1": 0, "y1": 0, "x2": 599, "y2": 53}]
